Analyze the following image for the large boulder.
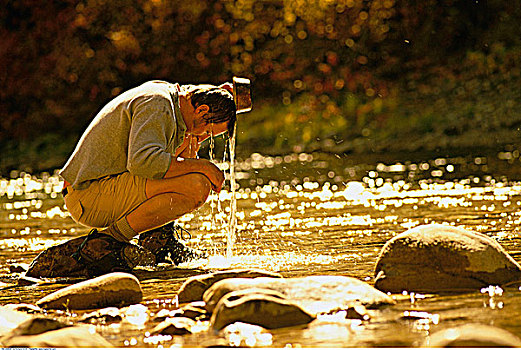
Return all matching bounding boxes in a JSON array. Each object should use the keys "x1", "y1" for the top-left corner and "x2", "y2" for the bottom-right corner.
[
  {"x1": 36, "y1": 272, "x2": 142, "y2": 310},
  {"x1": 204, "y1": 275, "x2": 394, "y2": 314},
  {"x1": 422, "y1": 324, "x2": 521, "y2": 347},
  {"x1": 210, "y1": 289, "x2": 314, "y2": 330},
  {"x1": 374, "y1": 224, "x2": 521, "y2": 293},
  {"x1": 1, "y1": 326, "x2": 113, "y2": 347},
  {"x1": 177, "y1": 269, "x2": 282, "y2": 303}
]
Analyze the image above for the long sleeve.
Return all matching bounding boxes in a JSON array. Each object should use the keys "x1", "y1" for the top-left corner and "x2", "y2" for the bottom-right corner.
[{"x1": 127, "y1": 95, "x2": 176, "y2": 179}]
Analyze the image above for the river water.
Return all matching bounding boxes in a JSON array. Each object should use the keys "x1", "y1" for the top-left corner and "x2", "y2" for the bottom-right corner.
[{"x1": 2, "y1": 149, "x2": 521, "y2": 347}]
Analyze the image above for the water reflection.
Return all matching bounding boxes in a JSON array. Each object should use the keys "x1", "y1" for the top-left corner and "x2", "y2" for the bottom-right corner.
[{"x1": 2, "y1": 151, "x2": 521, "y2": 346}]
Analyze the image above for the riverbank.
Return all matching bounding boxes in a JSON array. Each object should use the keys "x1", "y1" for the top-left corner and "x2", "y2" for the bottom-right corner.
[{"x1": 2, "y1": 70, "x2": 520, "y2": 176}]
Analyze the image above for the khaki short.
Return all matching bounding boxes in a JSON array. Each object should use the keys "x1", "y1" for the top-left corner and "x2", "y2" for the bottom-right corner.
[{"x1": 64, "y1": 172, "x2": 147, "y2": 228}]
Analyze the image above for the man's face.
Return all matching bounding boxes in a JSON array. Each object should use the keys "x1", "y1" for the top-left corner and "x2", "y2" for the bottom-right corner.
[{"x1": 190, "y1": 118, "x2": 229, "y2": 144}]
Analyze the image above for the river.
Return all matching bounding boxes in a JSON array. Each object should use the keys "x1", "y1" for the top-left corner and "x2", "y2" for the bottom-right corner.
[{"x1": 2, "y1": 149, "x2": 521, "y2": 347}]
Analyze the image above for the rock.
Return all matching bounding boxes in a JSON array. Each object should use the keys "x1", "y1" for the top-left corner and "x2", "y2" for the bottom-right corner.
[
  {"x1": 0, "y1": 306, "x2": 33, "y2": 336},
  {"x1": 1, "y1": 325, "x2": 113, "y2": 347},
  {"x1": 1, "y1": 317, "x2": 69, "y2": 339},
  {"x1": 36, "y1": 272, "x2": 142, "y2": 310},
  {"x1": 9, "y1": 263, "x2": 29, "y2": 273},
  {"x1": 204, "y1": 275, "x2": 394, "y2": 314},
  {"x1": 150, "y1": 317, "x2": 196, "y2": 336},
  {"x1": 422, "y1": 324, "x2": 521, "y2": 347},
  {"x1": 3, "y1": 303, "x2": 43, "y2": 314},
  {"x1": 80, "y1": 307, "x2": 122, "y2": 324},
  {"x1": 210, "y1": 289, "x2": 315, "y2": 330},
  {"x1": 17, "y1": 274, "x2": 44, "y2": 286},
  {"x1": 153, "y1": 302, "x2": 209, "y2": 322},
  {"x1": 374, "y1": 224, "x2": 521, "y2": 293},
  {"x1": 177, "y1": 302, "x2": 210, "y2": 320},
  {"x1": 177, "y1": 269, "x2": 282, "y2": 303}
]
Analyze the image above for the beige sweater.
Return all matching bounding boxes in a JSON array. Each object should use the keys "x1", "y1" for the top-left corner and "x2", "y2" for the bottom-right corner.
[{"x1": 60, "y1": 81, "x2": 187, "y2": 189}]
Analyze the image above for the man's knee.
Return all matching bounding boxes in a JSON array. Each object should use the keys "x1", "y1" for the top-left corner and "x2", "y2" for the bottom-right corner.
[{"x1": 189, "y1": 173, "x2": 212, "y2": 207}]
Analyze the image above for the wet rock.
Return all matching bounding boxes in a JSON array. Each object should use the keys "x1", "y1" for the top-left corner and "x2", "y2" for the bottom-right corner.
[
  {"x1": 0, "y1": 306, "x2": 33, "y2": 336},
  {"x1": 178, "y1": 302, "x2": 210, "y2": 320},
  {"x1": 422, "y1": 324, "x2": 521, "y2": 347},
  {"x1": 3, "y1": 303, "x2": 43, "y2": 314},
  {"x1": 326, "y1": 304, "x2": 369, "y2": 320},
  {"x1": 36, "y1": 272, "x2": 142, "y2": 310},
  {"x1": 1, "y1": 325, "x2": 113, "y2": 347},
  {"x1": 153, "y1": 302, "x2": 209, "y2": 322},
  {"x1": 177, "y1": 269, "x2": 282, "y2": 303},
  {"x1": 150, "y1": 317, "x2": 196, "y2": 336},
  {"x1": 1, "y1": 317, "x2": 69, "y2": 339},
  {"x1": 374, "y1": 224, "x2": 521, "y2": 293},
  {"x1": 17, "y1": 274, "x2": 44, "y2": 286},
  {"x1": 210, "y1": 289, "x2": 315, "y2": 330},
  {"x1": 9, "y1": 263, "x2": 29, "y2": 273},
  {"x1": 80, "y1": 307, "x2": 122, "y2": 324},
  {"x1": 204, "y1": 275, "x2": 394, "y2": 314}
]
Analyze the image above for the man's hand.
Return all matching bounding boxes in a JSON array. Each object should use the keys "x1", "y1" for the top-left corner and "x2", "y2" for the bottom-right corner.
[
  {"x1": 201, "y1": 159, "x2": 225, "y2": 193},
  {"x1": 175, "y1": 134, "x2": 201, "y2": 158}
]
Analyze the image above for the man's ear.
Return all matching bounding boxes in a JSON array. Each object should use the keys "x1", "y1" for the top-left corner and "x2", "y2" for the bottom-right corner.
[{"x1": 195, "y1": 104, "x2": 210, "y2": 116}]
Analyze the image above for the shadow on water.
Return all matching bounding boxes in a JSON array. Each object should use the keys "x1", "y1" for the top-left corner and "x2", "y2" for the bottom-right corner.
[{"x1": 2, "y1": 148, "x2": 521, "y2": 347}]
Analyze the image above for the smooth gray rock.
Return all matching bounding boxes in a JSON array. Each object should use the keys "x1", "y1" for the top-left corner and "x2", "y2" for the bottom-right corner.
[
  {"x1": 211, "y1": 289, "x2": 314, "y2": 330},
  {"x1": 36, "y1": 272, "x2": 142, "y2": 310},
  {"x1": 203, "y1": 275, "x2": 394, "y2": 314},
  {"x1": 177, "y1": 269, "x2": 282, "y2": 303},
  {"x1": 374, "y1": 224, "x2": 521, "y2": 293},
  {"x1": 1, "y1": 326, "x2": 113, "y2": 347},
  {"x1": 422, "y1": 324, "x2": 521, "y2": 347},
  {"x1": 150, "y1": 317, "x2": 196, "y2": 335}
]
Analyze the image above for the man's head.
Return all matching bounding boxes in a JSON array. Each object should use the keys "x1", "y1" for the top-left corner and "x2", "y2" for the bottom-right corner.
[{"x1": 182, "y1": 84, "x2": 236, "y2": 138}]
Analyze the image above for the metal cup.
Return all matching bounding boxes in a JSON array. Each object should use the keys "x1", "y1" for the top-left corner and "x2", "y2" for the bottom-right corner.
[{"x1": 233, "y1": 76, "x2": 252, "y2": 114}]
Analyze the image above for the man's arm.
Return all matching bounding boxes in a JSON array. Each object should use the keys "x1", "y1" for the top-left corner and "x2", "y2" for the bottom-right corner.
[{"x1": 164, "y1": 156, "x2": 225, "y2": 193}]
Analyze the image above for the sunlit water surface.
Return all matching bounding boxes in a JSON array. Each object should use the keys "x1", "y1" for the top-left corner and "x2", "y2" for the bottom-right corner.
[{"x1": 2, "y1": 150, "x2": 521, "y2": 347}]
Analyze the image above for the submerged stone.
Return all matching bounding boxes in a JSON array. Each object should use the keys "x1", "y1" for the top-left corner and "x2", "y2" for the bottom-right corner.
[
  {"x1": 177, "y1": 269, "x2": 282, "y2": 303},
  {"x1": 3, "y1": 303, "x2": 43, "y2": 314},
  {"x1": 36, "y1": 272, "x2": 142, "y2": 310},
  {"x1": 80, "y1": 307, "x2": 122, "y2": 324},
  {"x1": 150, "y1": 317, "x2": 196, "y2": 336},
  {"x1": 423, "y1": 324, "x2": 521, "y2": 347},
  {"x1": 374, "y1": 224, "x2": 521, "y2": 293},
  {"x1": 204, "y1": 275, "x2": 394, "y2": 314},
  {"x1": 1, "y1": 326, "x2": 113, "y2": 348},
  {"x1": 211, "y1": 289, "x2": 315, "y2": 330}
]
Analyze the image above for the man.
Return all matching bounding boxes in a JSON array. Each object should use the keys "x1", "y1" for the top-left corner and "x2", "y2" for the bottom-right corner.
[{"x1": 26, "y1": 80, "x2": 236, "y2": 278}]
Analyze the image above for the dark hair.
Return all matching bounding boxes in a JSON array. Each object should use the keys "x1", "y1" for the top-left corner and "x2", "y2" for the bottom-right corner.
[{"x1": 182, "y1": 84, "x2": 237, "y2": 137}]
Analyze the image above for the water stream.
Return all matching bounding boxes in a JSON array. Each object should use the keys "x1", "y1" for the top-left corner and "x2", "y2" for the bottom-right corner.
[{"x1": 2, "y1": 149, "x2": 521, "y2": 347}]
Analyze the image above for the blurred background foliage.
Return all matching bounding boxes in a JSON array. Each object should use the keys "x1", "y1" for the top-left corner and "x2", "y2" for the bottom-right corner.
[{"x1": 1, "y1": 0, "x2": 521, "y2": 173}]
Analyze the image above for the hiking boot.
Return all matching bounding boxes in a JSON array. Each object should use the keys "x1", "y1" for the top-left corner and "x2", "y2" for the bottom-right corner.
[
  {"x1": 72, "y1": 229, "x2": 155, "y2": 277},
  {"x1": 138, "y1": 223, "x2": 207, "y2": 265}
]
